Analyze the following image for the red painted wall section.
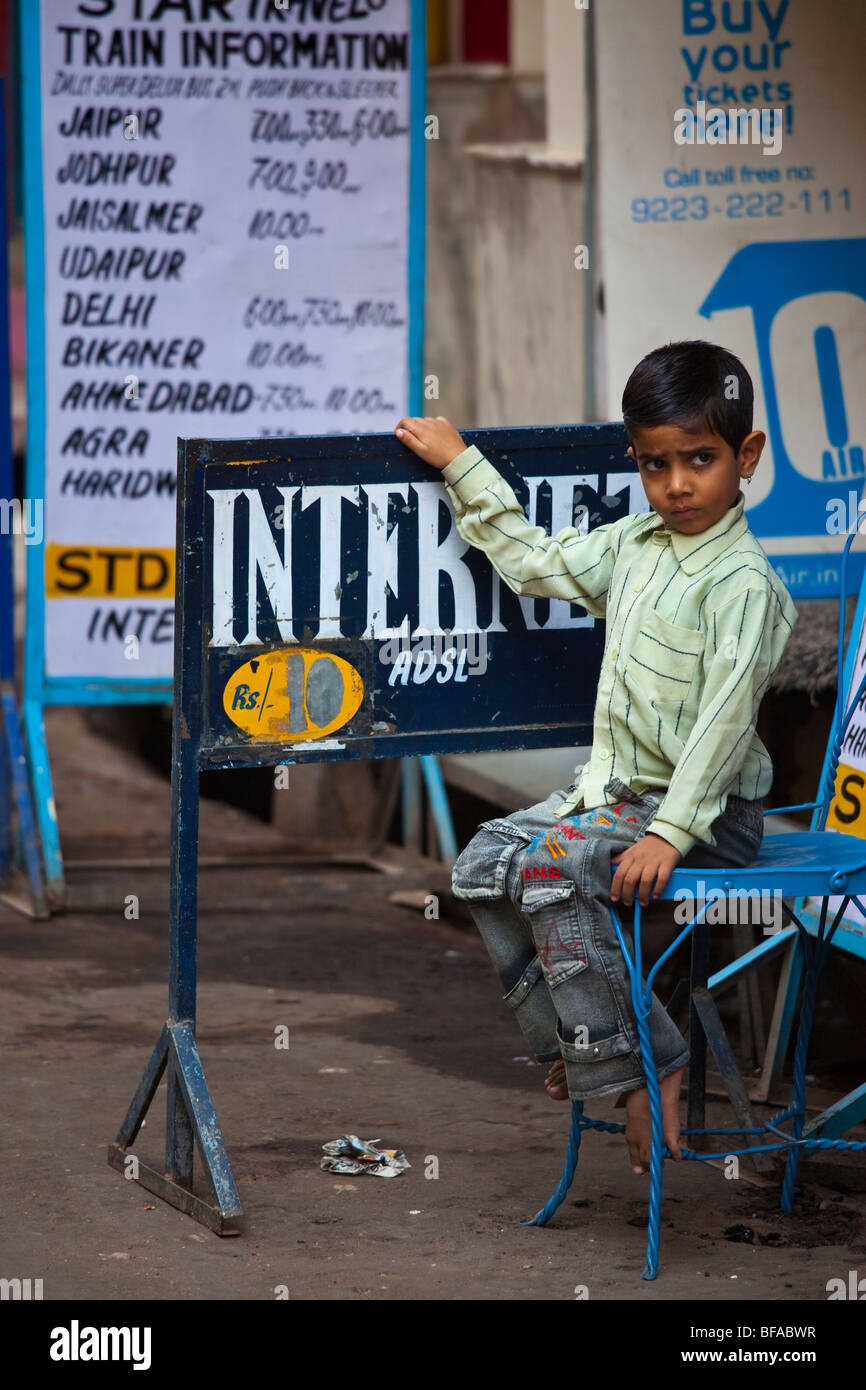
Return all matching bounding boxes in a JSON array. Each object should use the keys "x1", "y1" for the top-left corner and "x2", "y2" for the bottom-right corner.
[{"x1": 462, "y1": 0, "x2": 509, "y2": 64}]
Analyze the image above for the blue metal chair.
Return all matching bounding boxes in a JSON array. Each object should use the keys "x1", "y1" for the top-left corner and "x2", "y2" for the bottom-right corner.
[{"x1": 526, "y1": 529, "x2": 866, "y2": 1279}]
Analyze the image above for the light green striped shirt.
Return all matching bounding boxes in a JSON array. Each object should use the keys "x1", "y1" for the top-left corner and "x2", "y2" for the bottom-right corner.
[{"x1": 440, "y1": 444, "x2": 798, "y2": 856}]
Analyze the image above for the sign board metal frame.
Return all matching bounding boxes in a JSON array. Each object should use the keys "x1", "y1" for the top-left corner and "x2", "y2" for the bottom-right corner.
[
  {"x1": 108, "y1": 421, "x2": 639, "y2": 1232},
  {"x1": 0, "y1": 73, "x2": 46, "y2": 917},
  {"x1": 18, "y1": 0, "x2": 428, "y2": 905}
]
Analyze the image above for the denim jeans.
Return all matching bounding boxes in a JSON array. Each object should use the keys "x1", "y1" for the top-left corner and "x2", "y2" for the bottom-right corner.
[{"x1": 451, "y1": 776, "x2": 764, "y2": 1101}]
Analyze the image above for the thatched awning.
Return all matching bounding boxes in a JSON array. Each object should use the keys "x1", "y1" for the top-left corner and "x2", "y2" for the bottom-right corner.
[{"x1": 770, "y1": 598, "x2": 858, "y2": 703}]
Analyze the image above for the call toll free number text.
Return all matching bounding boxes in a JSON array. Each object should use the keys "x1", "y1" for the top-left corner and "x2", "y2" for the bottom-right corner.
[{"x1": 630, "y1": 189, "x2": 850, "y2": 221}]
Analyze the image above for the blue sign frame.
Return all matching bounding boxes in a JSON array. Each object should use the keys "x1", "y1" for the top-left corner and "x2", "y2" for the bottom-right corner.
[
  {"x1": 17, "y1": 0, "x2": 428, "y2": 904},
  {"x1": 0, "y1": 69, "x2": 46, "y2": 917}
]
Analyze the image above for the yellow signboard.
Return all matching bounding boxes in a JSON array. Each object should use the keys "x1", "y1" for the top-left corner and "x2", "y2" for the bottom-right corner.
[
  {"x1": 223, "y1": 649, "x2": 364, "y2": 743},
  {"x1": 826, "y1": 760, "x2": 866, "y2": 836},
  {"x1": 46, "y1": 545, "x2": 175, "y2": 600},
  {"x1": 825, "y1": 623, "x2": 866, "y2": 837}
]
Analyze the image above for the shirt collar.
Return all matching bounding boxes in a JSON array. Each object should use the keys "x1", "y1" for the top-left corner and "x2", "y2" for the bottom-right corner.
[{"x1": 640, "y1": 492, "x2": 749, "y2": 574}]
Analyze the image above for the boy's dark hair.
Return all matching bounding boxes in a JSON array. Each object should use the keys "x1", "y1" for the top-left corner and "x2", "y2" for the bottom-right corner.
[{"x1": 621, "y1": 340, "x2": 754, "y2": 454}]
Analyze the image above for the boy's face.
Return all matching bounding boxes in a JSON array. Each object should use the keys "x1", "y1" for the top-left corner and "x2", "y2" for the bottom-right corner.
[{"x1": 627, "y1": 423, "x2": 765, "y2": 535}]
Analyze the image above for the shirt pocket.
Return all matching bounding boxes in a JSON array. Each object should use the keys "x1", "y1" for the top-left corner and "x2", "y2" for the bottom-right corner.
[{"x1": 625, "y1": 607, "x2": 704, "y2": 704}]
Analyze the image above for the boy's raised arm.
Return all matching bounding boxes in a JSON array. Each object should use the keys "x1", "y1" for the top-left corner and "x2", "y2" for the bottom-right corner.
[{"x1": 395, "y1": 416, "x2": 618, "y2": 617}]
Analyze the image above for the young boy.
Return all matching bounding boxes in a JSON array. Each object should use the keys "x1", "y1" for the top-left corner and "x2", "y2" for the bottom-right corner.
[{"x1": 394, "y1": 340, "x2": 797, "y2": 1176}]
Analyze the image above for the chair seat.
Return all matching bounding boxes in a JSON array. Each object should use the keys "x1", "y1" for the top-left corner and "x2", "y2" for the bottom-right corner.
[{"x1": 659, "y1": 831, "x2": 866, "y2": 899}]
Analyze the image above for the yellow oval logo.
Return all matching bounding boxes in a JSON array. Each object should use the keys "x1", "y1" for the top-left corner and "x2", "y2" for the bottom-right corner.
[{"x1": 223, "y1": 649, "x2": 364, "y2": 742}]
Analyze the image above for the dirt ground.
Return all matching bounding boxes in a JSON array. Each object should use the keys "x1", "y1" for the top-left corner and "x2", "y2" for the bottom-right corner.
[{"x1": 3, "y1": 709, "x2": 866, "y2": 1304}]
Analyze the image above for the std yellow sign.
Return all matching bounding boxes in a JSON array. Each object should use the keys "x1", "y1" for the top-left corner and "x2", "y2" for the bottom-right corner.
[
  {"x1": 46, "y1": 544, "x2": 175, "y2": 599},
  {"x1": 826, "y1": 759, "x2": 866, "y2": 837},
  {"x1": 825, "y1": 622, "x2": 866, "y2": 838}
]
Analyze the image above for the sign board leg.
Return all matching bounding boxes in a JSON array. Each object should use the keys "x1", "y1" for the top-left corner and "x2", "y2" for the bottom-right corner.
[
  {"x1": 165, "y1": 1060, "x2": 195, "y2": 1191},
  {"x1": 165, "y1": 722, "x2": 199, "y2": 1189},
  {"x1": 401, "y1": 757, "x2": 422, "y2": 852},
  {"x1": 112, "y1": 1024, "x2": 170, "y2": 1150},
  {"x1": 109, "y1": 1021, "x2": 243, "y2": 1232},
  {"x1": 420, "y1": 754, "x2": 458, "y2": 863},
  {"x1": 21, "y1": 697, "x2": 63, "y2": 908},
  {"x1": 170, "y1": 1022, "x2": 242, "y2": 1223},
  {"x1": 0, "y1": 694, "x2": 9, "y2": 883},
  {"x1": 0, "y1": 687, "x2": 48, "y2": 917}
]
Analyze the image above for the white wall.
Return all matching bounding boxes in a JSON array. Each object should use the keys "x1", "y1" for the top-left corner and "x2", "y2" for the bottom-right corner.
[{"x1": 544, "y1": 0, "x2": 587, "y2": 154}]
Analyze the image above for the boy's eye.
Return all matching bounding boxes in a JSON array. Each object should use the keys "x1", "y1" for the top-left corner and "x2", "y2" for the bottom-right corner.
[
  {"x1": 642, "y1": 459, "x2": 663, "y2": 472},
  {"x1": 692, "y1": 451, "x2": 715, "y2": 465}
]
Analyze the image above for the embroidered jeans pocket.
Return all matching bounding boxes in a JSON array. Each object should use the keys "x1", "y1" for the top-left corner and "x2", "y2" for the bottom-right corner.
[
  {"x1": 626, "y1": 608, "x2": 704, "y2": 704},
  {"x1": 520, "y1": 879, "x2": 588, "y2": 987}
]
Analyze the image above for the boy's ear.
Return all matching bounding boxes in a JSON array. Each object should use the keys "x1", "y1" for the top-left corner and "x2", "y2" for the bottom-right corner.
[
  {"x1": 738, "y1": 430, "x2": 765, "y2": 481},
  {"x1": 627, "y1": 445, "x2": 636, "y2": 463}
]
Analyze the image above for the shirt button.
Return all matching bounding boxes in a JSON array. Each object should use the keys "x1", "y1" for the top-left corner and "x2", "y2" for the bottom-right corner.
[
  {"x1": 610, "y1": 647, "x2": 618, "y2": 660},
  {"x1": 633, "y1": 582, "x2": 643, "y2": 593},
  {"x1": 599, "y1": 749, "x2": 610, "y2": 760}
]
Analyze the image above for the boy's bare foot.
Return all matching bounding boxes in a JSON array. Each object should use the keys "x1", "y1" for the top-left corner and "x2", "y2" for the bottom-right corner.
[
  {"x1": 545, "y1": 1058, "x2": 570, "y2": 1101},
  {"x1": 624, "y1": 1066, "x2": 685, "y2": 1173}
]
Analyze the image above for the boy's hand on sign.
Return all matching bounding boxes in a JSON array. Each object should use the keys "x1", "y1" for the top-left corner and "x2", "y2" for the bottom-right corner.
[
  {"x1": 395, "y1": 415, "x2": 467, "y2": 470},
  {"x1": 610, "y1": 834, "x2": 682, "y2": 908}
]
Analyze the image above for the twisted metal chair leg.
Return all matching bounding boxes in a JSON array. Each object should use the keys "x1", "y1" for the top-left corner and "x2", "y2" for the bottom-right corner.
[
  {"x1": 634, "y1": 1002, "x2": 664, "y2": 1280},
  {"x1": 523, "y1": 1100, "x2": 584, "y2": 1227},
  {"x1": 781, "y1": 949, "x2": 822, "y2": 1211}
]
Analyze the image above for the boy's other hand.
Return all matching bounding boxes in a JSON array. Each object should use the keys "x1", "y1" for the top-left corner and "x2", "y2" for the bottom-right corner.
[
  {"x1": 610, "y1": 834, "x2": 682, "y2": 908},
  {"x1": 395, "y1": 415, "x2": 467, "y2": 471}
]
